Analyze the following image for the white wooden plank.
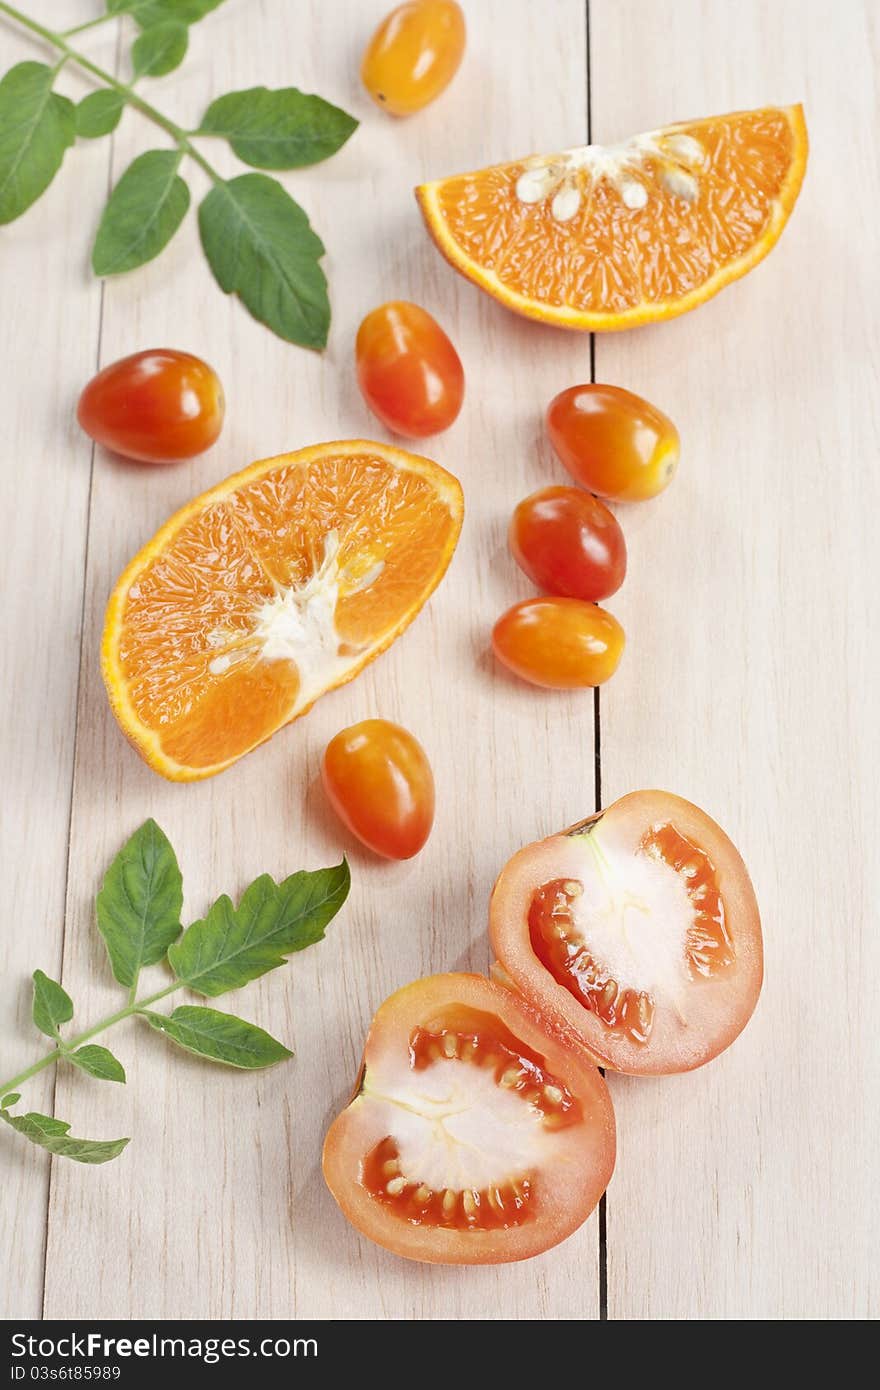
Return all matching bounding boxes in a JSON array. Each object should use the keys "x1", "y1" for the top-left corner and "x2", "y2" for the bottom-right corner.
[
  {"x1": 42, "y1": 0, "x2": 601, "y2": 1318},
  {"x1": 0, "y1": 1, "x2": 118, "y2": 1320},
  {"x1": 591, "y1": 0, "x2": 879, "y2": 1319}
]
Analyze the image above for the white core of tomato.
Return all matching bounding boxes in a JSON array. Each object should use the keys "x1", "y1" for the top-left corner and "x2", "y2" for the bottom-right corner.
[
  {"x1": 568, "y1": 828, "x2": 696, "y2": 999},
  {"x1": 362, "y1": 1060, "x2": 550, "y2": 1192}
]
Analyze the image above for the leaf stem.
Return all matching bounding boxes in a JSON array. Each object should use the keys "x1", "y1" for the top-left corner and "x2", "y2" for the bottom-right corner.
[
  {"x1": 0, "y1": 0, "x2": 223, "y2": 183},
  {"x1": 62, "y1": 15, "x2": 113, "y2": 38},
  {"x1": 0, "y1": 979, "x2": 182, "y2": 1097}
]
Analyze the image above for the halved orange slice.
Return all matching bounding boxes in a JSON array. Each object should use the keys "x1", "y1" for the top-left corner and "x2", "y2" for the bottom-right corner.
[
  {"x1": 416, "y1": 105, "x2": 807, "y2": 330},
  {"x1": 102, "y1": 441, "x2": 464, "y2": 781}
]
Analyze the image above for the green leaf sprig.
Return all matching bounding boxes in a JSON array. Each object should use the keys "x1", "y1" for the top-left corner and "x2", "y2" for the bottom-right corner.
[
  {"x1": 0, "y1": 2, "x2": 358, "y2": 347},
  {"x1": 0, "y1": 820, "x2": 350, "y2": 1165}
]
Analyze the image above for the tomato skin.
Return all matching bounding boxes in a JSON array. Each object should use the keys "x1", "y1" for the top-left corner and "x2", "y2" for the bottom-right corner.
[
  {"x1": 322, "y1": 972, "x2": 615, "y2": 1264},
  {"x1": 493, "y1": 597, "x2": 624, "y2": 689},
  {"x1": 547, "y1": 384, "x2": 679, "y2": 501},
  {"x1": 489, "y1": 791, "x2": 763, "y2": 1076},
  {"x1": 356, "y1": 301, "x2": 464, "y2": 438},
  {"x1": 509, "y1": 486, "x2": 627, "y2": 601},
  {"x1": 77, "y1": 349, "x2": 224, "y2": 464},
  {"x1": 361, "y1": 1, "x2": 466, "y2": 116},
  {"x1": 322, "y1": 719, "x2": 434, "y2": 859}
]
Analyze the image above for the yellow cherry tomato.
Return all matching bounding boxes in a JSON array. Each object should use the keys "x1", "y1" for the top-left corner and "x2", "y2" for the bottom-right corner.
[{"x1": 361, "y1": 1, "x2": 466, "y2": 116}]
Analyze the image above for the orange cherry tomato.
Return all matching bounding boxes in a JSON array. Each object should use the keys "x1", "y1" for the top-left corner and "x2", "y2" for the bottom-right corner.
[
  {"x1": 489, "y1": 790, "x2": 763, "y2": 1076},
  {"x1": 509, "y1": 486, "x2": 627, "y2": 602},
  {"x1": 77, "y1": 349, "x2": 224, "y2": 464},
  {"x1": 323, "y1": 972, "x2": 615, "y2": 1264},
  {"x1": 322, "y1": 719, "x2": 435, "y2": 859},
  {"x1": 356, "y1": 301, "x2": 464, "y2": 438},
  {"x1": 361, "y1": 1, "x2": 466, "y2": 116},
  {"x1": 492, "y1": 597, "x2": 624, "y2": 689},
  {"x1": 547, "y1": 384, "x2": 679, "y2": 501}
]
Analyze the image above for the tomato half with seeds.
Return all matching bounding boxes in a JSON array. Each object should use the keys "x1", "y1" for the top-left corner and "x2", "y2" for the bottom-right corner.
[
  {"x1": 490, "y1": 791, "x2": 762, "y2": 1075},
  {"x1": 323, "y1": 973, "x2": 615, "y2": 1264}
]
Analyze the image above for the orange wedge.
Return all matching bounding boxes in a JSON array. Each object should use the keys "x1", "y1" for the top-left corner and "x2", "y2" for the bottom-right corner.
[
  {"x1": 102, "y1": 441, "x2": 464, "y2": 781},
  {"x1": 416, "y1": 104, "x2": 807, "y2": 330}
]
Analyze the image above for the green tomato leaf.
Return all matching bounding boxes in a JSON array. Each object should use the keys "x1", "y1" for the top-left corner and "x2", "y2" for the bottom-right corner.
[
  {"x1": 144, "y1": 1006, "x2": 292, "y2": 1069},
  {"x1": 1, "y1": 1094, "x2": 21, "y2": 1109},
  {"x1": 76, "y1": 89, "x2": 124, "y2": 139},
  {"x1": 95, "y1": 819, "x2": 183, "y2": 988},
  {"x1": 198, "y1": 174, "x2": 329, "y2": 348},
  {"x1": 32, "y1": 969, "x2": 74, "y2": 1039},
  {"x1": 0, "y1": 63, "x2": 76, "y2": 224},
  {"x1": 197, "y1": 87, "x2": 358, "y2": 170},
  {"x1": 108, "y1": 0, "x2": 227, "y2": 26},
  {"x1": 0, "y1": 1109, "x2": 129, "y2": 1164},
  {"x1": 168, "y1": 858, "x2": 349, "y2": 996},
  {"x1": 69, "y1": 1045, "x2": 126, "y2": 1084},
  {"x1": 92, "y1": 149, "x2": 190, "y2": 277},
  {"x1": 132, "y1": 21, "x2": 189, "y2": 79}
]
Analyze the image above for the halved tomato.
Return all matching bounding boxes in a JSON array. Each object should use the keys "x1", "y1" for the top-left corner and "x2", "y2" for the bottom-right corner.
[
  {"x1": 323, "y1": 973, "x2": 615, "y2": 1264},
  {"x1": 489, "y1": 791, "x2": 762, "y2": 1075}
]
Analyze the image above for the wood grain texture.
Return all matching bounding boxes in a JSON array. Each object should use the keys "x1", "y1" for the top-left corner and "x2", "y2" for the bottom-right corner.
[
  {"x1": 591, "y1": 0, "x2": 879, "y2": 1321},
  {"x1": 1, "y1": 0, "x2": 876, "y2": 1323},
  {"x1": 35, "y1": 0, "x2": 600, "y2": 1320},
  {"x1": 0, "y1": 1, "x2": 118, "y2": 1319}
]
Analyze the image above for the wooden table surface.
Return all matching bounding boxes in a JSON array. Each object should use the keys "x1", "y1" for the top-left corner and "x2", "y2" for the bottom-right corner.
[{"x1": 1, "y1": 0, "x2": 877, "y2": 1322}]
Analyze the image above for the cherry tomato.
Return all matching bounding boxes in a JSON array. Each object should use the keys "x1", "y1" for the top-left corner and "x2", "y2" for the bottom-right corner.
[
  {"x1": 490, "y1": 790, "x2": 763, "y2": 1076},
  {"x1": 323, "y1": 972, "x2": 615, "y2": 1264},
  {"x1": 509, "y1": 486, "x2": 627, "y2": 602},
  {"x1": 361, "y1": 1, "x2": 466, "y2": 116},
  {"x1": 492, "y1": 597, "x2": 624, "y2": 689},
  {"x1": 77, "y1": 349, "x2": 224, "y2": 464},
  {"x1": 547, "y1": 384, "x2": 679, "y2": 501},
  {"x1": 356, "y1": 301, "x2": 464, "y2": 438},
  {"x1": 322, "y1": 719, "x2": 435, "y2": 859}
]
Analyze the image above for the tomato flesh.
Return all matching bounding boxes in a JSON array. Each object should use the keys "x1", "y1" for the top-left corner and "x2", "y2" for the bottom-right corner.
[
  {"x1": 361, "y1": 1, "x2": 466, "y2": 116},
  {"x1": 323, "y1": 973, "x2": 615, "y2": 1263},
  {"x1": 322, "y1": 719, "x2": 434, "y2": 859},
  {"x1": 547, "y1": 384, "x2": 679, "y2": 502},
  {"x1": 492, "y1": 596, "x2": 624, "y2": 688},
  {"x1": 77, "y1": 349, "x2": 224, "y2": 464},
  {"x1": 509, "y1": 485, "x2": 627, "y2": 601},
  {"x1": 489, "y1": 791, "x2": 763, "y2": 1075},
  {"x1": 356, "y1": 301, "x2": 464, "y2": 438}
]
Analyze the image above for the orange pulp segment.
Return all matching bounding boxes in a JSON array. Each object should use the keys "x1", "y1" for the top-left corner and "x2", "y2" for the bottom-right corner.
[
  {"x1": 102, "y1": 441, "x2": 464, "y2": 780},
  {"x1": 416, "y1": 105, "x2": 807, "y2": 330}
]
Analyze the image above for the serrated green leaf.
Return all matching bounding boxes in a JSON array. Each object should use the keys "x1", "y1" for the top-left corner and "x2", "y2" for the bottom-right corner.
[
  {"x1": 198, "y1": 174, "x2": 329, "y2": 348},
  {"x1": 0, "y1": 1109, "x2": 129, "y2": 1164},
  {"x1": 70, "y1": 1045, "x2": 126, "y2": 1084},
  {"x1": 144, "y1": 1006, "x2": 292, "y2": 1068},
  {"x1": 168, "y1": 859, "x2": 349, "y2": 996},
  {"x1": 76, "y1": 89, "x2": 124, "y2": 139},
  {"x1": 95, "y1": 819, "x2": 183, "y2": 988},
  {"x1": 32, "y1": 969, "x2": 74, "y2": 1039},
  {"x1": 108, "y1": 0, "x2": 227, "y2": 26},
  {"x1": 93, "y1": 150, "x2": 189, "y2": 275},
  {"x1": 132, "y1": 21, "x2": 189, "y2": 78},
  {"x1": 0, "y1": 63, "x2": 76, "y2": 224},
  {"x1": 197, "y1": 87, "x2": 357, "y2": 170},
  {"x1": 1, "y1": 1094, "x2": 21, "y2": 1109}
]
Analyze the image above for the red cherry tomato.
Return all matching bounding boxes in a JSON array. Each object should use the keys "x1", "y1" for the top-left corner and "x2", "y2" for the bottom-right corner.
[
  {"x1": 361, "y1": 1, "x2": 466, "y2": 116},
  {"x1": 322, "y1": 719, "x2": 435, "y2": 859},
  {"x1": 547, "y1": 384, "x2": 679, "y2": 501},
  {"x1": 77, "y1": 349, "x2": 224, "y2": 464},
  {"x1": 509, "y1": 486, "x2": 627, "y2": 602},
  {"x1": 356, "y1": 301, "x2": 464, "y2": 438},
  {"x1": 492, "y1": 597, "x2": 624, "y2": 689}
]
